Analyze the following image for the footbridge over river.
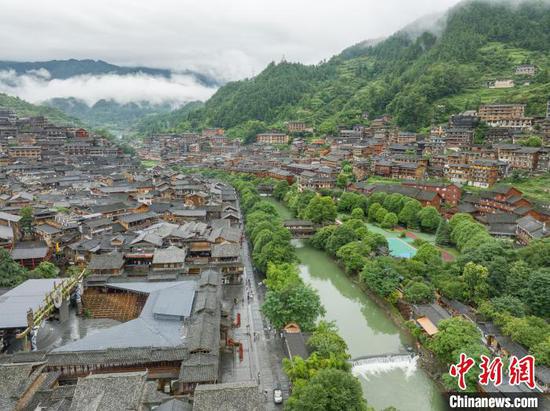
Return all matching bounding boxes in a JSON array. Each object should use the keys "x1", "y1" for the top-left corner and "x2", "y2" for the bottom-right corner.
[{"x1": 283, "y1": 219, "x2": 316, "y2": 238}]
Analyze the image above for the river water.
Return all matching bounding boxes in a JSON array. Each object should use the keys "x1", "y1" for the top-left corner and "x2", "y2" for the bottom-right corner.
[{"x1": 266, "y1": 197, "x2": 445, "y2": 411}]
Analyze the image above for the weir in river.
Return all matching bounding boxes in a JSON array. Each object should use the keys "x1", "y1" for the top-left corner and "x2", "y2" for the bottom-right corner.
[
  {"x1": 266, "y1": 197, "x2": 445, "y2": 411},
  {"x1": 351, "y1": 354, "x2": 419, "y2": 380}
]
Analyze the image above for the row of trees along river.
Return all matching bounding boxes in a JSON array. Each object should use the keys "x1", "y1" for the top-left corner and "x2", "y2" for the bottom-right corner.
[{"x1": 265, "y1": 196, "x2": 446, "y2": 411}]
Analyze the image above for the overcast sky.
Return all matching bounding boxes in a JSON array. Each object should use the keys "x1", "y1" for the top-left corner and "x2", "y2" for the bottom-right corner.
[{"x1": 0, "y1": 0, "x2": 463, "y2": 105}]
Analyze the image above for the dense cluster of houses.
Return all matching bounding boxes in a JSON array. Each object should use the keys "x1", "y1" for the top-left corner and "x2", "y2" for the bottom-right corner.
[
  {"x1": 138, "y1": 102, "x2": 550, "y2": 246},
  {"x1": 138, "y1": 128, "x2": 242, "y2": 162},
  {"x1": 348, "y1": 182, "x2": 549, "y2": 243},
  {"x1": 146, "y1": 102, "x2": 550, "y2": 189},
  {"x1": 0, "y1": 113, "x2": 267, "y2": 410},
  {"x1": 0, "y1": 108, "x2": 123, "y2": 165}
]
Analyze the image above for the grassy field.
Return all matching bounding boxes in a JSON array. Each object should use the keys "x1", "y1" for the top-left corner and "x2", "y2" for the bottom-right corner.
[
  {"x1": 140, "y1": 159, "x2": 159, "y2": 168},
  {"x1": 500, "y1": 174, "x2": 550, "y2": 203}
]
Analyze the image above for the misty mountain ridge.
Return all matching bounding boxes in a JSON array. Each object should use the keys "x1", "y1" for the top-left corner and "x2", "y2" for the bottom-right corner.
[
  {"x1": 0, "y1": 59, "x2": 221, "y2": 132},
  {"x1": 0, "y1": 59, "x2": 222, "y2": 88},
  {"x1": 45, "y1": 97, "x2": 183, "y2": 132}
]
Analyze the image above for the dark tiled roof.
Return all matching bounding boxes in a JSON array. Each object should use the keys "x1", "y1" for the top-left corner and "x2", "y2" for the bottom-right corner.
[
  {"x1": 118, "y1": 211, "x2": 158, "y2": 224},
  {"x1": 10, "y1": 241, "x2": 49, "y2": 260},
  {"x1": 46, "y1": 347, "x2": 189, "y2": 366},
  {"x1": 178, "y1": 353, "x2": 219, "y2": 383},
  {"x1": 155, "y1": 399, "x2": 192, "y2": 411},
  {"x1": 69, "y1": 371, "x2": 147, "y2": 411},
  {"x1": 87, "y1": 252, "x2": 124, "y2": 270},
  {"x1": 193, "y1": 381, "x2": 262, "y2": 411},
  {"x1": 211, "y1": 243, "x2": 240, "y2": 258},
  {"x1": 413, "y1": 303, "x2": 451, "y2": 326}
]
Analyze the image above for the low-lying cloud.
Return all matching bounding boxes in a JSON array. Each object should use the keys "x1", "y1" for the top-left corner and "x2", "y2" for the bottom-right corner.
[
  {"x1": 0, "y1": 69, "x2": 217, "y2": 106},
  {"x1": 1, "y1": 0, "x2": 463, "y2": 83}
]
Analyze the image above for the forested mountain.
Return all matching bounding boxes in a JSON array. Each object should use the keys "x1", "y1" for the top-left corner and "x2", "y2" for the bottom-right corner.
[
  {"x1": 0, "y1": 59, "x2": 223, "y2": 133},
  {"x1": 0, "y1": 59, "x2": 221, "y2": 87},
  {"x1": 46, "y1": 97, "x2": 175, "y2": 131},
  {"x1": 133, "y1": 101, "x2": 205, "y2": 135},
  {"x1": 138, "y1": 0, "x2": 550, "y2": 136},
  {"x1": 0, "y1": 92, "x2": 79, "y2": 125}
]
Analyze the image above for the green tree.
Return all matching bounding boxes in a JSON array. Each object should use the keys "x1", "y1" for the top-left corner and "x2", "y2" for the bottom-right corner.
[
  {"x1": 518, "y1": 239, "x2": 550, "y2": 268},
  {"x1": 19, "y1": 206, "x2": 34, "y2": 235},
  {"x1": 490, "y1": 295, "x2": 526, "y2": 318},
  {"x1": 305, "y1": 196, "x2": 337, "y2": 224},
  {"x1": 30, "y1": 262, "x2": 59, "y2": 279},
  {"x1": 417, "y1": 206, "x2": 441, "y2": 232},
  {"x1": 249, "y1": 200, "x2": 278, "y2": 216},
  {"x1": 428, "y1": 317, "x2": 483, "y2": 364},
  {"x1": 362, "y1": 232, "x2": 388, "y2": 252},
  {"x1": 0, "y1": 248, "x2": 29, "y2": 287},
  {"x1": 383, "y1": 193, "x2": 406, "y2": 214},
  {"x1": 532, "y1": 336, "x2": 550, "y2": 366},
  {"x1": 435, "y1": 219, "x2": 451, "y2": 246},
  {"x1": 336, "y1": 172, "x2": 353, "y2": 189},
  {"x1": 519, "y1": 136, "x2": 542, "y2": 147},
  {"x1": 374, "y1": 207, "x2": 388, "y2": 224},
  {"x1": 253, "y1": 236, "x2": 295, "y2": 273},
  {"x1": 398, "y1": 199, "x2": 421, "y2": 228},
  {"x1": 326, "y1": 225, "x2": 358, "y2": 256},
  {"x1": 273, "y1": 180, "x2": 290, "y2": 200},
  {"x1": 351, "y1": 207, "x2": 365, "y2": 220},
  {"x1": 448, "y1": 213, "x2": 474, "y2": 233},
  {"x1": 505, "y1": 260, "x2": 530, "y2": 300},
  {"x1": 502, "y1": 316, "x2": 550, "y2": 349},
  {"x1": 438, "y1": 278, "x2": 467, "y2": 301},
  {"x1": 404, "y1": 281, "x2": 434, "y2": 304},
  {"x1": 262, "y1": 283, "x2": 325, "y2": 331},
  {"x1": 263, "y1": 262, "x2": 301, "y2": 292},
  {"x1": 253, "y1": 229, "x2": 275, "y2": 253},
  {"x1": 381, "y1": 212, "x2": 398, "y2": 229},
  {"x1": 524, "y1": 268, "x2": 550, "y2": 317},
  {"x1": 310, "y1": 225, "x2": 337, "y2": 250},
  {"x1": 338, "y1": 192, "x2": 367, "y2": 213},
  {"x1": 462, "y1": 262, "x2": 489, "y2": 304},
  {"x1": 336, "y1": 241, "x2": 371, "y2": 275},
  {"x1": 368, "y1": 192, "x2": 387, "y2": 208},
  {"x1": 285, "y1": 368, "x2": 368, "y2": 411},
  {"x1": 307, "y1": 321, "x2": 349, "y2": 359},
  {"x1": 361, "y1": 257, "x2": 400, "y2": 298},
  {"x1": 413, "y1": 243, "x2": 441, "y2": 266},
  {"x1": 228, "y1": 119, "x2": 268, "y2": 144},
  {"x1": 367, "y1": 202, "x2": 382, "y2": 222}
]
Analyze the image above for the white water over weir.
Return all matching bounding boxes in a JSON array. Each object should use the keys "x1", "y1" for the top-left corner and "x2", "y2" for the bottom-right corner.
[{"x1": 351, "y1": 354, "x2": 419, "y2": 380}]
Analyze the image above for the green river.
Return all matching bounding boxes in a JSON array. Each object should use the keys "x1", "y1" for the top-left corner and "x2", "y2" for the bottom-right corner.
[{"x1": 266, "y1": 197, "x2": 445, "y2": 411}]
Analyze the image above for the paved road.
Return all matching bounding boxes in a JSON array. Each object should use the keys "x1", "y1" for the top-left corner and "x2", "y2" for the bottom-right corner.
[
  {"x1": 241, "y1": 238, "x2": 290, "y2": 409},
  {"x1": 219, "y1": 199, "x2": 289, "y2": 409}
]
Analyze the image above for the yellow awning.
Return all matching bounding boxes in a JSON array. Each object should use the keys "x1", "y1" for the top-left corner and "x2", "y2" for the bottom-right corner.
[{"x1": 417, "y1": 316, "x2": 438, "y2": 336}]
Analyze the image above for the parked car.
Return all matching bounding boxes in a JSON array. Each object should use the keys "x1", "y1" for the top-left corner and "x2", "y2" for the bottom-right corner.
[{"x1": 273, "y1": 388, "x2": 283, "y2": 404}]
